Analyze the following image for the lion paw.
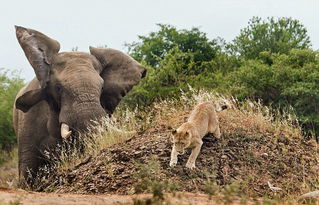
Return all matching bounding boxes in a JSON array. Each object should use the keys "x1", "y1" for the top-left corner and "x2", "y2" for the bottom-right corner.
[
  {"x1": 186, "y1": 162, "x2": 196, "y2": 169},
  {"x1": 170, "y1": 160, "x2": 177, "y2": 167}
]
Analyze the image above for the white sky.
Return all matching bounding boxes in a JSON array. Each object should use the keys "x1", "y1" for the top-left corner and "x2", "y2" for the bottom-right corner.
[{"x1": 1, "y1": 0, "x2": 319, "y2": 81}]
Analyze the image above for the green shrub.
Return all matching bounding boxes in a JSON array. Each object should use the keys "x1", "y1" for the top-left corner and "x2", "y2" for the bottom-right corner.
[
  {"x1": 226, "y1": 49, "x2": 319, "y2": 135},
  {"x1": 123, "y1": 47, "x2": 235, "y2": 108},
  {"x1": 0, "y1": 69, "x2": 24, "y2": 150},
  {"x1": 229, "y1": 17, "x2": 311, "y2": 59},
  {"x1": 126, "y1": 24, "x2": 221, "y2": 67}
]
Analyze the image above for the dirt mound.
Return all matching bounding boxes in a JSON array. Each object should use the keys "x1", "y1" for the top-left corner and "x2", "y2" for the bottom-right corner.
[{"x1": 48, "y1": 103, "x2": 319, "y2": 197}]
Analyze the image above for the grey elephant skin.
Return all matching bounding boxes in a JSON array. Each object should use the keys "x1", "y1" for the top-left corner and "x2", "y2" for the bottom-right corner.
[{"x1": 12, "y1": 26, "x2": 146, "y2": 188}]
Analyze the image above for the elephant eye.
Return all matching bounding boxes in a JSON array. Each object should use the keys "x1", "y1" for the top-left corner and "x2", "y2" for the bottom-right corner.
[{"x1": 55, "y1": 84, "x2": 63, "y2": 93}]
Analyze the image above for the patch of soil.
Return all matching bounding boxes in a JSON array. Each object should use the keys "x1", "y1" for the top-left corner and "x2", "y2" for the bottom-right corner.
[
  {"x1": 0, "y1": 188, "x2": 214, "y2": 205},
  {"x1": 48, "y1": 114, "x2": 319, "y2": 197}
]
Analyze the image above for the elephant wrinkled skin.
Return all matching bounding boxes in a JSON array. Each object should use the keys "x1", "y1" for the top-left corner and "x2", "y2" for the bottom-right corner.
[{"x1": 12, "y1": 26, "x2": 146, "y2": 187}]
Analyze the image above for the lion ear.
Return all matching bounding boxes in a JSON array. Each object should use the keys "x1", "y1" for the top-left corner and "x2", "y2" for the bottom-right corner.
[{"x1": 185, "y1": 131, "x2": 192, "y2": 138}]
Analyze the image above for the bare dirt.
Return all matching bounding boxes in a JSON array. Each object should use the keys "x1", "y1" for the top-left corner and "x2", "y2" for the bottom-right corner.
[{"x1": 0, "y1": 187, "x2": 214, "y2": 205}]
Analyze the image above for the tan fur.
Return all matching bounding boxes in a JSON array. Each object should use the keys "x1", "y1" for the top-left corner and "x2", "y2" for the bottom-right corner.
[{"x1": 170, "y1": 102, "x2": 225, "y2": 169}]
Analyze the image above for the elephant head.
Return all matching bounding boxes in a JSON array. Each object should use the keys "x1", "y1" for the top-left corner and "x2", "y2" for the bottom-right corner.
[{"x1": 15, "y1": 26, "x2": 146, "y2": 138}]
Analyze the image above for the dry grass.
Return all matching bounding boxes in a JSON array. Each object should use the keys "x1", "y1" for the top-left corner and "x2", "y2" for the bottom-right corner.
[
  {"x1": 0, "y1": 148, "x2": 18, "y2": 189},
  {"x1": 56, "y1": 109, "x2": 139, "y2": 172},
  {"x1": 151, "y1": 88, "x2": 302, "y2": 139}
]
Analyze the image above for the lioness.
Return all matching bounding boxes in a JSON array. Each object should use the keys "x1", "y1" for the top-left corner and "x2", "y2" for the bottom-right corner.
[{"x1": 170, "y1": 102, "x2": 227, "y2": 169}]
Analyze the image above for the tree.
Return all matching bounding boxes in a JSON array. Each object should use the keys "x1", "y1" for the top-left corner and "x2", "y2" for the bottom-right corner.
[
  {"x1": 230, "y1": 17, "x2": 311, "y2": 60},
  {"x1": 123, "y1": 25, "x2": 230, "y2": 108},
  {"x1": 226, "y1": 49, "x2": 319, "y2": 136},
  {"x1": 0, "y1": 69, "x2": 25, "y2": 150},
  {"x1": 126, "y1": 24, "x2": 221, "y2": 67}
]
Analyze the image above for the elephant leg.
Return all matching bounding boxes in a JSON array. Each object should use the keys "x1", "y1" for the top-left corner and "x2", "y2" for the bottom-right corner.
[
  {"x1": 18, "y1": 133, "x2": 57, "y2": 188},
  {"x1": 18, "y1": 146, "x2": 45, "y2": 188}
]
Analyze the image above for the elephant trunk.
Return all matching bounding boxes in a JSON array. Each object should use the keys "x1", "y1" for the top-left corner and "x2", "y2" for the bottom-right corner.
[
  {"x1": 59, "y1": 104, "x2": 107, "y2": 135},
  {"x1": 74, "y1": 107, "x2": 107, "y2": 130},
  {"x1": 59, "y1": 83, "x2": 107, "y2": 135}
]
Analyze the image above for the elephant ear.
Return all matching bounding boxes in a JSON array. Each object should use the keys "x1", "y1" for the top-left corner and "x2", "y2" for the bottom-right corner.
[
  {"x1": 15, "y1": 26, "x2": 60, "y2": 88},
  {"x1": 89, "y1": 47, "x2": 147, "y2": 114},
  {"x1": 16, "y1": 89, "x2": 46, "y2": 113}
]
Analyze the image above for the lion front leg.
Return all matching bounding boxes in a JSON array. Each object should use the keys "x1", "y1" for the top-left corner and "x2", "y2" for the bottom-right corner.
[
  {"x1": 170, "y1": 145, "x2": 178, "y2": 167},
  {"x1": 186, "y1": 140, "x2": 203, "y2": 169},
  {"x1": 214, "y1": 126, "x2": 221, "y2": 139}
]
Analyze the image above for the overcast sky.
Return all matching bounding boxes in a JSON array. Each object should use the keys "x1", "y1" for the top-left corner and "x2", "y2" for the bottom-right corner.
[{"x1": 1, "y1": 0, "x2": 319, "y2": 81}]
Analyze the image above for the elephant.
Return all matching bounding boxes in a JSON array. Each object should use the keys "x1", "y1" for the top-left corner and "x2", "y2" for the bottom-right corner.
[{"x1": 12, "y1": 26, "x2": 146, "y2": 187}]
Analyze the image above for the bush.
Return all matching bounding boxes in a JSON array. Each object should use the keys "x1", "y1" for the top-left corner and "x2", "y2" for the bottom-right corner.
[
  {"x1": 126, "y1": 24, "x2": 222, "y2": 67},
  {"x1": 123, "y1": 47, "x2": 237, "y2": 108},
  {"x1": 123, "y1": 25, "x2": 239, "y2": 108},
  {"x1": 226, "y1": 49, "x2": 319, "y2": 135},
  {"x1": 0, "y1": 69, "x2": 24, "y2": 150},
  {"x1": 230, "y1": 17, "x2": 311, "y2": 59}
]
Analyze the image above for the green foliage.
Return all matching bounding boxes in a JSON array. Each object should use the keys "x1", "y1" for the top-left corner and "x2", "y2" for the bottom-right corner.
[
  {"x1": 123, "y1": 47, "x2": 237, "y2": 108},
  {"x1": 0, "y1": 69, "x2": 24, "y2": 150},
  {"x1": 230, "y1": 17, "x2": 311, "y2": 59},
  {"x1": 226, "y1": 49, "x2": 319, "y2": 135},
  {"x1": 126, "y1": 24, "x2": 222, "y2": 67},
  {"x1": 123, "y1": 25, "x2": 238, "y2": 108}
]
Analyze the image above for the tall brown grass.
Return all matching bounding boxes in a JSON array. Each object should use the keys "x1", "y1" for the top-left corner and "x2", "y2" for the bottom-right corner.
[
  {"x1": 0, "y1": 148, "x2": 18, "y2": 188},
  {"x1": 56, "y1": 109, "x2": 139, "y2": 172}
]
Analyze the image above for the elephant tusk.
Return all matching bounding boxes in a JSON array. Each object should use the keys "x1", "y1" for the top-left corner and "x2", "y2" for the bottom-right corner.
[{"x1": 61, "y1": 123, "x2": 72, "y2": 139}]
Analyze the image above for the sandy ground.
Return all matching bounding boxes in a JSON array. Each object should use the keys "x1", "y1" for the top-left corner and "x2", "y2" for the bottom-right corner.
[{"x1": 0, "y1": 188, "x2": 215, "y2": 205}]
